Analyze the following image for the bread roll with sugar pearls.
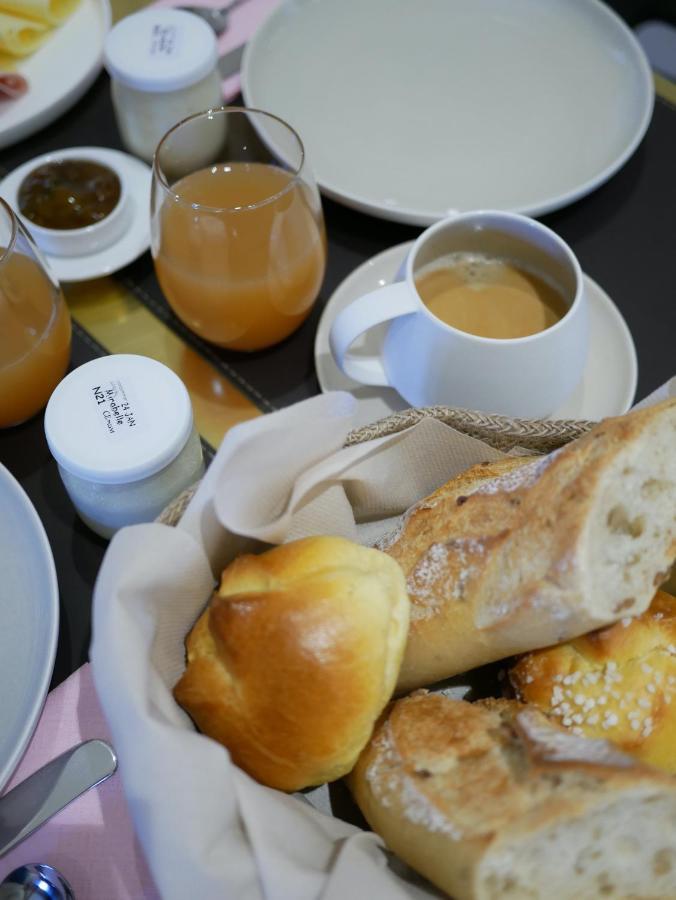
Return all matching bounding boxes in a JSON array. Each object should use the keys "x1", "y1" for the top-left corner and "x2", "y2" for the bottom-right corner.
[
  {"x1": 377, "y1": 399, "x2": 676, "y2": 692},
  {"x1": 348, "y1": 692, "x2": 676, "y2": 900},
  {"x1": 511, "y1": 589, "x2": 676, "y2": 773},
  {"x1": 173, "y1": 535, "x2": 410, "y2": 791}
]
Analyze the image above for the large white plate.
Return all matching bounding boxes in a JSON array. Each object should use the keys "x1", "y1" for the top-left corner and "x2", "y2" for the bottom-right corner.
[
  {"x1": 0, "y1": 463, "x2": 59, "y2": 792},
  {"x1": 0, "y1": 0, "x2": 111, "y2": 151},
  {"x1": 315, "y1": 242, "x2": 638, "y2": 428},
  {"x1": 243, "y1": 0, "x2": 654, "y2": 225}
]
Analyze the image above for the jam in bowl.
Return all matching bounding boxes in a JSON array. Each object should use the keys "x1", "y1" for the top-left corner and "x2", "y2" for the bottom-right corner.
[{"x1": 12, "y1": 148, "x2": 130, "y2": 258}]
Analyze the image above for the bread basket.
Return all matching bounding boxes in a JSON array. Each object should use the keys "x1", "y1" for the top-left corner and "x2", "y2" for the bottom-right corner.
[
  {"x1": 92, "y1": 398, "x2": 624, "y2": 900},
  {"x1": 90, "y1": 384, "x2": 676, "y2": 899}
]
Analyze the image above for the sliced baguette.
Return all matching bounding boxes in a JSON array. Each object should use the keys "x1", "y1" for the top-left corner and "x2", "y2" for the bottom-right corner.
[
  {"x1": 378, "y1": 399, "x2": 676, "y2": 691},
  {"x1": 349, "y1": 692, "x2": 676, "y2": 900}
]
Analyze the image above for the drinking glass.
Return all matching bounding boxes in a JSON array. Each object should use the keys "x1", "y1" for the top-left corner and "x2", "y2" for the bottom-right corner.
[
  {"x1": 151, "y1": 107, "x2": 327, "y2": 352},
  {"x1": 0, "y1": 199, "x2": 71, "y2": 428}
]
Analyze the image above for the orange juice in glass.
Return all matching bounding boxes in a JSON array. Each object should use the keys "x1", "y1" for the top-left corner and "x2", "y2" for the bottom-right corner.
[
  {"x1": 0, "y1": 198, "x2": 71, "y2": 428},
  {"x1": 151, "y1": 107, "x2": 327, "y2": 351}
]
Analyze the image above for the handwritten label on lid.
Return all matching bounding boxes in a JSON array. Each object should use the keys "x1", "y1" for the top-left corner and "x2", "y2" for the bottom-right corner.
[
  {"x1": 91, "y1": 378, "x2": 145, "y2": 441},
  {"x1": 150, "y1": 24, "x2": 179, "y2": 59}
]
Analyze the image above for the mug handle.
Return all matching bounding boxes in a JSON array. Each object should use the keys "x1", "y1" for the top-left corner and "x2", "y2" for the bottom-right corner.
[{"x1": 329, "y1": 282, "x2": 418, "y2": 386}]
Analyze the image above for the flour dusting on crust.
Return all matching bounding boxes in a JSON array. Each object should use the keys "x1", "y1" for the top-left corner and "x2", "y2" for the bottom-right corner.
[
  {"x1": 407, "y1": 538, "x2": 487, "y2": 619},
  {"x1": 374, "y1": 499, "x2": 438, "y2": 552},
  {"x1": 474, "y1": 451, "x2": 560, "y2": 496},
  {"x1": 366, "y1": 722, "x2": 463, "y2": 838}
]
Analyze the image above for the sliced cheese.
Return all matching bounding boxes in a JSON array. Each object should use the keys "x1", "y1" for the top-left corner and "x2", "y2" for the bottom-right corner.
[
  {"x1": 0, "y1": 0, "x2": 79, "y2": 26},
  {"x1": 0, "y1": 10, "x2": 47, "y2": 56}
]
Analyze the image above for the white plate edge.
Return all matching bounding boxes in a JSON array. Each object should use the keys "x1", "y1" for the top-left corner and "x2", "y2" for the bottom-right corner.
[
  {"x1": 0, "y1": 463, "x2": 59, "y2": 793},
  {"x1": 0, "y1": 0, "x2": 112, "y2": 151}
]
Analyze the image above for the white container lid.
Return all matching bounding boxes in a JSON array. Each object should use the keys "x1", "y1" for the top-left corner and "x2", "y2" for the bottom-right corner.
[
  {"x1": 45, "y1": 355, "x2": 194, "y2": 485},
  {"x1": 104, "y1": 8, "x2": 218, "y2": 93}
]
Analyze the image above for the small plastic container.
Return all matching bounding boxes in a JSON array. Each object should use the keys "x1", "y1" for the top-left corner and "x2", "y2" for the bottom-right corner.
[
  {"x1": 44, "y1": 354, "x2": 204, "y2": 539},
  {"x1": 103, "y1": 9, "x2": 223, "y2": 163}
]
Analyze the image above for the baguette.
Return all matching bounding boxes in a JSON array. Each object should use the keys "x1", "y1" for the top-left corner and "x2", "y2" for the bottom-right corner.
[
  {"x1": 378, "y1": 399, "x2": 676, "y2": 691},
  {"x1": 349, "y1": 692, "x2": 676, "y2": 900}
]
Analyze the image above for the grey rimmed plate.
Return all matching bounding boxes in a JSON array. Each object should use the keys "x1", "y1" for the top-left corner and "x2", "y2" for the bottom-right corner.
[{"x1": 0, "y1": 463, "x2": 59, "y2": 792}]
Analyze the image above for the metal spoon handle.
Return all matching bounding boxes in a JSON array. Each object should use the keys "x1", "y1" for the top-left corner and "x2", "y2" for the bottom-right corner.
[
  {"x1": 0, "y1": 740, "x2": 117, "y2": 858},
  {"x1": 178, "y1": 0, "x2": 248, "y2": 34}
]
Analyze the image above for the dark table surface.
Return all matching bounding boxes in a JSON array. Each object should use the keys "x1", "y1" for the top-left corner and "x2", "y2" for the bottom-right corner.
[{"x1": 1, "y1": 13, "x2": 676, "y2": 691}]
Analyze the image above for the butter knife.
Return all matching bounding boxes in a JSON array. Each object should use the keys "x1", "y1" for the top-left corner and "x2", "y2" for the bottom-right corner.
[{"x1": 0, "y1": 740, "x2": 117, "y2": 857}]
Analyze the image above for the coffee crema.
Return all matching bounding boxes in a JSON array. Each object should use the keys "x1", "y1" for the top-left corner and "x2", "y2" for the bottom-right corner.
[{"x1": 414, "y1": 252, "x2": 569, "y2": 340}]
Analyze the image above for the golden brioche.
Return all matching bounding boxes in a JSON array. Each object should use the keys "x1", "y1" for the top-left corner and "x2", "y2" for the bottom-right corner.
[
  {"x1": 349, "y1": 692, "x2": 676, "y2": 900},
  {"x1": 378, "y1": 399, "x2": 676, "y2": 692},
  {"x1": 173, "y1": 535, "x2": 410, "y2": 792},
  {"x1": 510, "y1": 590, "x2": 676, "y2": 773}
]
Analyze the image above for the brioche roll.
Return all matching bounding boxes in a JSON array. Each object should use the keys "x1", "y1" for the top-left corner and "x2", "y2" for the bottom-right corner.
[
  {"x1": 174, "y1": 535, "x2": 410, "y2": 791},
  {"x1": 510, "y1": 590, "x2": 676, "y2": 773},
  {"x1": 379, "y1": 399, "x2": 676, "y2": 692},
  {"x1": 349, "y1": 692, "x2": 676, "y2": 900}
]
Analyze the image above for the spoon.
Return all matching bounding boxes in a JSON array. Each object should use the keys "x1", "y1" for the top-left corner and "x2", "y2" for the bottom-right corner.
[
  {"x1": 0, "y1": 863, "x2": 74, "y2": 899},
  {"x1": 177, "y1": 0, "x2": 248, "y2": 36}
]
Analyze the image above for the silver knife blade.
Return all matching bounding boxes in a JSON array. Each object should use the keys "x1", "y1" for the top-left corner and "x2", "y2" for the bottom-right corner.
[
  {"x1": 0, "y1": 740, "x2": 117, "y2": 857},
  {"x1": 218, "y1": 43, "x2": 246, "y2": 80}
]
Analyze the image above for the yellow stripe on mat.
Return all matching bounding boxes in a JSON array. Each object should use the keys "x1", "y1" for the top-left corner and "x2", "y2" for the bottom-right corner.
[
  {"x1": 655, "y1": 73, "x2": 676, "y2": 107},
  {"x1": 65, "y1": 279, "x2": 262, "y2": 450}
]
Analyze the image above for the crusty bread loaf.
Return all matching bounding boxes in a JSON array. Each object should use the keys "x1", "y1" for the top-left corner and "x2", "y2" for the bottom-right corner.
[
  {"x1": 510, "y1": 589, "x2": 676, "y2": 773},
  {"x1": 348, "y1": 691, "x2": 676, "y2": 900},
  {"x1": 173, "y1": 535, "x2": 410, "y2": 791},
  {"x1": 378, "y1": 399, "x2": 676, "y2": 692}
]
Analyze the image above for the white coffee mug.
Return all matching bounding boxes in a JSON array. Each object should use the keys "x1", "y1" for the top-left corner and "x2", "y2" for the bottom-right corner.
[{"x1": 329, "y1": 211, "x2": 589, "y2": 418}]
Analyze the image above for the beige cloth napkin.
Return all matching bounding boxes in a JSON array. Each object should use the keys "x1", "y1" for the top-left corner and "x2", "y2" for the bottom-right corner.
[{"x1": 91, "y1": 383, "x2": 673, "y2": 898}]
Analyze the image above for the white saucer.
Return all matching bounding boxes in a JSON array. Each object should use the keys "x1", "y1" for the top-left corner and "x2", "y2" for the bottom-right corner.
[
  {"x1": 315, "y1": 242, "x2": 638, "y2": 428},
  {"x1": 0, "y1": 147, "x2": 152, "y2": 283}
]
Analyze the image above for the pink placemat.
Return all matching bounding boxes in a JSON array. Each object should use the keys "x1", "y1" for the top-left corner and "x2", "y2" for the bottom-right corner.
[
  {"x1": 0, "y1": 664, "x2": 159, "y2": 900},
  {"x1": 152, "y1": 0, "x2": 282, "y2": 101}
]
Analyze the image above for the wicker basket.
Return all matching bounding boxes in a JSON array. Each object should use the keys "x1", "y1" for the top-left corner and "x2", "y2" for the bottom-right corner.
[{"x1": 157, "y1": 406, "x2": 595, "y2": 527}]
